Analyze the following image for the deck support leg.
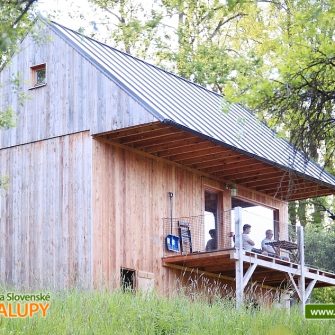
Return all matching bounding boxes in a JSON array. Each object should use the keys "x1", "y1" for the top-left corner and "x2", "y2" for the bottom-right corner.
[
  {"x1": 304, "y1": 279, "x2": 317, "y2": 304},
  {"x1": 235, "y1": 207, "x2": 244, "y2": 308},
  {"x1": 243, "y1": 263, "x2": 257, "y2": 289},
  {"x1": 298, "y1": 226, "x2": 306, "y2": 314},
  {"x1": 288, "y1": 273, "x2": 301, "y2": 301}
]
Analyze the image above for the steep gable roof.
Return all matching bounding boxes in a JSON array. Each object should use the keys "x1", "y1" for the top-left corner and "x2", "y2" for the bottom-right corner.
[{"x1": 46, "y1": 19, "x2": 335, "y2": 194}]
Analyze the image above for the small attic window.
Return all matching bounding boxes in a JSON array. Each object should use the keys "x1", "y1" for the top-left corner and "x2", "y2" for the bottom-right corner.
[{"x1": 30, "y1": 63, "x2": 46, "y2": 88}]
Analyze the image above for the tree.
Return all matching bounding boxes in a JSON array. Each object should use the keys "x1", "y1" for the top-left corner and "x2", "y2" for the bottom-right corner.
[
  {"x1": 305, "y1": 223, "x2": 335, "y2": 303},
  {"x1": 0, "y1": 0, "x2": 37, "y2": 123},
  {"x1": 90, "y1": 0, "x2": 335, "y2": 219},
  {"x1": 89, "y1": 1, "x2": 334, "y2": 168},
  {"x1": 0, "y1": 0, "x2": 37, "y2": 61},
  {"x1": 88, "y1": 0, "x2": 163, "y2": 57},
  {"x1": 223, "y1": 0, "x2": 335, "y2": 167},
  {"x1": 0, "y1": 0, "x2": 37, "y2": 188}
]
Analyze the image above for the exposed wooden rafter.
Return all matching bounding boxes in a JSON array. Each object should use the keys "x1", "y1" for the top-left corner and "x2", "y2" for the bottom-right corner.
[{"x1": 97, "y1": 122, "x2": 335, "y2": 201}]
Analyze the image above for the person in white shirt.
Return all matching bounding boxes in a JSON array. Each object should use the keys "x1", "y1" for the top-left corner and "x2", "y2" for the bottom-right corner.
[
  {"x1": 242, "y1": 224, "x2": 264, "y2": 254},
  {"x1": 242, "y1": 224, "x2": 255, "y2": 251},
  {"x1": 261, "y1": 229, "x2": 277, "y2": 257},
  {"x1": 261, "y1": 229, "x2": 290, "y2": 261}
]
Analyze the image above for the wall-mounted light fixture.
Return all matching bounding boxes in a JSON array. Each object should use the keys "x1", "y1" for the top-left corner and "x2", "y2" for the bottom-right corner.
[{"x1": 225, "y1": 184, "x2": 237, "y2": 197}]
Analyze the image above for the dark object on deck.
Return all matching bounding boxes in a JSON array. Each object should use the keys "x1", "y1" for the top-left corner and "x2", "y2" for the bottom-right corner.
[
  {"x1": 265, "y1": 240, "x2": 298, "y2": 251},
  {"x1": 178, "y1": 221, "x2": 192, "y2": 254}
]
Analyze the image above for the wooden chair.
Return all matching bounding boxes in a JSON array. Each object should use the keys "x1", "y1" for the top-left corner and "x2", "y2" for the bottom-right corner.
[{"x1": 178, "y1": 221, "x2": 193, "y2": 254}]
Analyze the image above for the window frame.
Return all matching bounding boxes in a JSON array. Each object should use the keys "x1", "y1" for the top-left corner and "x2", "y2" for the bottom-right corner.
[{"x1": 30, "y1": 63, "x2": 47, "y2": 89}]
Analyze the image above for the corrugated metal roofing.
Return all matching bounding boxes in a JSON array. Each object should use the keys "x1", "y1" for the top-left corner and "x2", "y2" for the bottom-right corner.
[{"x1": 48, "y1": 20, "x2": 335, "y2": 189}]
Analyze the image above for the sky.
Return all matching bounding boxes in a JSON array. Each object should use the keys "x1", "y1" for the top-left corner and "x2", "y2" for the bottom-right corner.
[
  {"x1": 36, "y1": 0, "x2": 157, "y2": 44},
  {"x1": 37, "y1": 0, "x2": 110, "y2": 38}
]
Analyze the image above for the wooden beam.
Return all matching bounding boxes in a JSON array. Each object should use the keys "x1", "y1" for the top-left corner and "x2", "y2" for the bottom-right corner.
[
  {"x1": 178, "y1": 150, "x2": 248, "y2": 165},
  {"x1": 142, "y1": 135, "x2": 201, "y2": 152},
  {"x1": 243, "y1": 263, "x2": 257, "y2": 289},
  {"x1": 211, "y1": 164, "x2": 275, "y2": 177},
  {"x1": 100, "y1": 122, "x2": 162, "y2": 139},
  {"x1": 172, "y1": 149, "x2": 235, "y2": 165},
  {"x1": 288, "y1": 273, "x2": 301, "y2": 300},
  {"x1": 234, "y1": 171, "x2": 286, "y2": 184},
  {"x1": 269, "y1": 187, "x2": 332, "y2": 200},
  {"x1": 158, "y1": 143, "x2": 222, "y2": 158},
  {"x1": 254, "y1": 178, "x2": 309, "y2": 192},
  {"x1": 235, "y1": 254, "x2": 302, "y2": 275},
  {"x1": 305, "y1": 279, "x2": 317, "y2": 303},
  {"x1": 215, "y1": 162, "x2": 273, "y2": 176},
  {"x1": 162, "y1": 263, "x2": 277, "y2": 290},
  {"x1": 257, "y1": 182, "x2": 320, "y2": 196},
  {"x1": 194, "y1": 156, "x2": 253, "y2": 171},
  {"x1": 123, "y1": 132, "x2": 191, "y2": 147},
  {"x1": 286, "y1": 190, "x2": 334, "y2": 201},
  {"x1": 163, "y1": 263, "x2": 235, "y2": 283},
  {"x1": 117, "y1": 127, "x2": 182, "y2": 144}
]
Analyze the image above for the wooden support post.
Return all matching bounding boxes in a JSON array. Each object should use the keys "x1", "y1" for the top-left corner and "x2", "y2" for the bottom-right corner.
[
  {"x1": 243, "y1": 263, "x2": 257, "y2": 289},
  {"x1": 298, "y1": 226, "x2": 305, "y2": 314},
  {"x1": 288, "y1": 273, "x2": 301, "y2": 301},
  {"x1": 234, "y1": 206, "x2": 244, "y2": 308},
  {"x1": 305, "y1": 279, "x2": 317, "y2": 304}
]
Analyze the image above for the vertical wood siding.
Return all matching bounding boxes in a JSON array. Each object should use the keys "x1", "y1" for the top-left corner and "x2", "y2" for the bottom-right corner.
[
  {"x1": 92, "y1": 140, "x2": 288, "y2": 293},
  {"x1": 0, "y1": 25, "x2": 157, "y2": 149},
  {"x1": 0, "y1": 132, "x2": 92, "y2": 289}
]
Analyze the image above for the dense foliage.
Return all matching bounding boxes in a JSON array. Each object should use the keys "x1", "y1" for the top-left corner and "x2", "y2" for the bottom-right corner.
[
  {"x1": 0, "y1": 0, "x2": 37, "y2": 189},
  {"x1": 0, "y1": 0, "x2": 37, "y2": 64},
  {"x1": 88, "y1": 0, "x2": 335, "y2": 177},
  {"x1": 304, "y1": 224, "x2": 335, "y2": 272},
  {"x1": 0, "y1": 0, "x2": 37, "y2": 130}
]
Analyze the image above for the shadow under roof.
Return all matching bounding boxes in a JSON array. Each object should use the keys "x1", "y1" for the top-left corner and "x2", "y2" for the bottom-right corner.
[{"x1": 45, "y1": 19, "x2": 335, "y2": 197}]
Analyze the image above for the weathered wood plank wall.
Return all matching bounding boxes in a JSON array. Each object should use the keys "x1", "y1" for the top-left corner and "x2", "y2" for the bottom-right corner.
[
  {"x1": 92, "y1": 140, "x2": 288, "y2": 293},
  {"x1": 0, "y1": 22, "x2": 289, "y2": 292},
  {"x1": 0, "y1": 25, "x2": 157, "y2": 150},
  {"x1": 0, "y1": 131, "x2": 92, "y2": 289}
]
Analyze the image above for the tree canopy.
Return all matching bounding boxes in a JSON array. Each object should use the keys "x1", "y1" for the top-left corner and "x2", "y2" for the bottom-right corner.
[
  {"x1": 88, "y1": 1, "x2": 334, "y2": 165},
  {"x1": 0, "y1": 0, "x2": 37, "y2": 63},
  {"x1": 0, "y1": 0, "x2": 37, "y2": 129},
  {"x1": 0, "y1": 0, "x2": 37, "y2": 189},
  {"x1": 88, "y1": 0, "x2": 335, "y2": 222}
]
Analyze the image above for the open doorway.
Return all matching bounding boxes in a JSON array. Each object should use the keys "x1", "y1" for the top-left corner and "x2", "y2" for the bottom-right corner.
[{"x1": 204, "y1": 190, "x2": 220, "y2": 251}]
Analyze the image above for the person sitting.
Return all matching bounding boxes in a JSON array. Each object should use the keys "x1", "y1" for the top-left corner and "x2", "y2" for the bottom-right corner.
[
  {"x1": 205, "y1": 229, "x2": 217, "y2": 251},
  {"x1": 242, "y1": 224, "x2": 263, "y2": 254},
  {"x1": 261, "y1": 229, "x2": 277, "y2": 257},
  {"x1": 261, "y1": 229, "x2": 289, "y2": 261}
]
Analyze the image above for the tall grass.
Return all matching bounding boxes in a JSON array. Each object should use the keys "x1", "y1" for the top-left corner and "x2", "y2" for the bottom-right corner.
[{"x1": 0, "y1": 290, "x2": 334, "y2": 334}]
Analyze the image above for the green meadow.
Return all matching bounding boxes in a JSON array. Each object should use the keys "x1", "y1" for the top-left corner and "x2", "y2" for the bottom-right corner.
[{"x1": 0, "y1": 290, "x2": 334, "y2": 334}]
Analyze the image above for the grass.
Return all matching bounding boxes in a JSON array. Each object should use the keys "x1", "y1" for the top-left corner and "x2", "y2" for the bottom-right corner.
[{"x1": 0, "y1": 290, "x2": 334, "y2": 334}]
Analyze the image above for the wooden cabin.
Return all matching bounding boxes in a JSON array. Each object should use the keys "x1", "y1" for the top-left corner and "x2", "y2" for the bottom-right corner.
[{"x1": 1, "y1": 18, "x2": 335, "y2": 307}]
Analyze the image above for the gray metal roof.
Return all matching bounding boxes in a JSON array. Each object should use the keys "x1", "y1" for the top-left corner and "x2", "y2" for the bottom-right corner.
[{"x1": 48, "y1": 20, "x2": 335, "y2": 189}]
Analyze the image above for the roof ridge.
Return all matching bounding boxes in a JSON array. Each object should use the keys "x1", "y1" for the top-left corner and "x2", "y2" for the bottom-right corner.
[
  {"x1": 38, "y1": 18, "x2": 335, "y2": 189},
  {"x1": 49, "y1": 20, "x2": 223, "y2": 99}
]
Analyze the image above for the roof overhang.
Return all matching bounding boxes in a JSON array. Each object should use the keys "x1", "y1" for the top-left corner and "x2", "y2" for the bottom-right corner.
[{"x1": 95, "y1": 122, "x2": 335, "y2": 201}]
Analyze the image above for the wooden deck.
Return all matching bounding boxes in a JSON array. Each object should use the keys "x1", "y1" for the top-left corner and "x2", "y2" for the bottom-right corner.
[{"x1": 162, "y1": 249, "x2": 335, "y2": 288}]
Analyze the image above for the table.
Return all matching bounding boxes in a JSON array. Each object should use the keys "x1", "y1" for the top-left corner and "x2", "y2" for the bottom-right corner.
[{"x1": 265, "y1": 240, "x2": 299, "y2": 262}]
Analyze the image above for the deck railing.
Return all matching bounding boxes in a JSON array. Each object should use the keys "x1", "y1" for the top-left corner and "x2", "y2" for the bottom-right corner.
[
  {"x1": 162, "y1": 209, "x2": 234, "y2": 257},
  {"x1": 162, "y1": 207, "x2": 304, "y2": 266},
  {"x1": 163, "y1": 207, "x2": 335, "y2": 312}
]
